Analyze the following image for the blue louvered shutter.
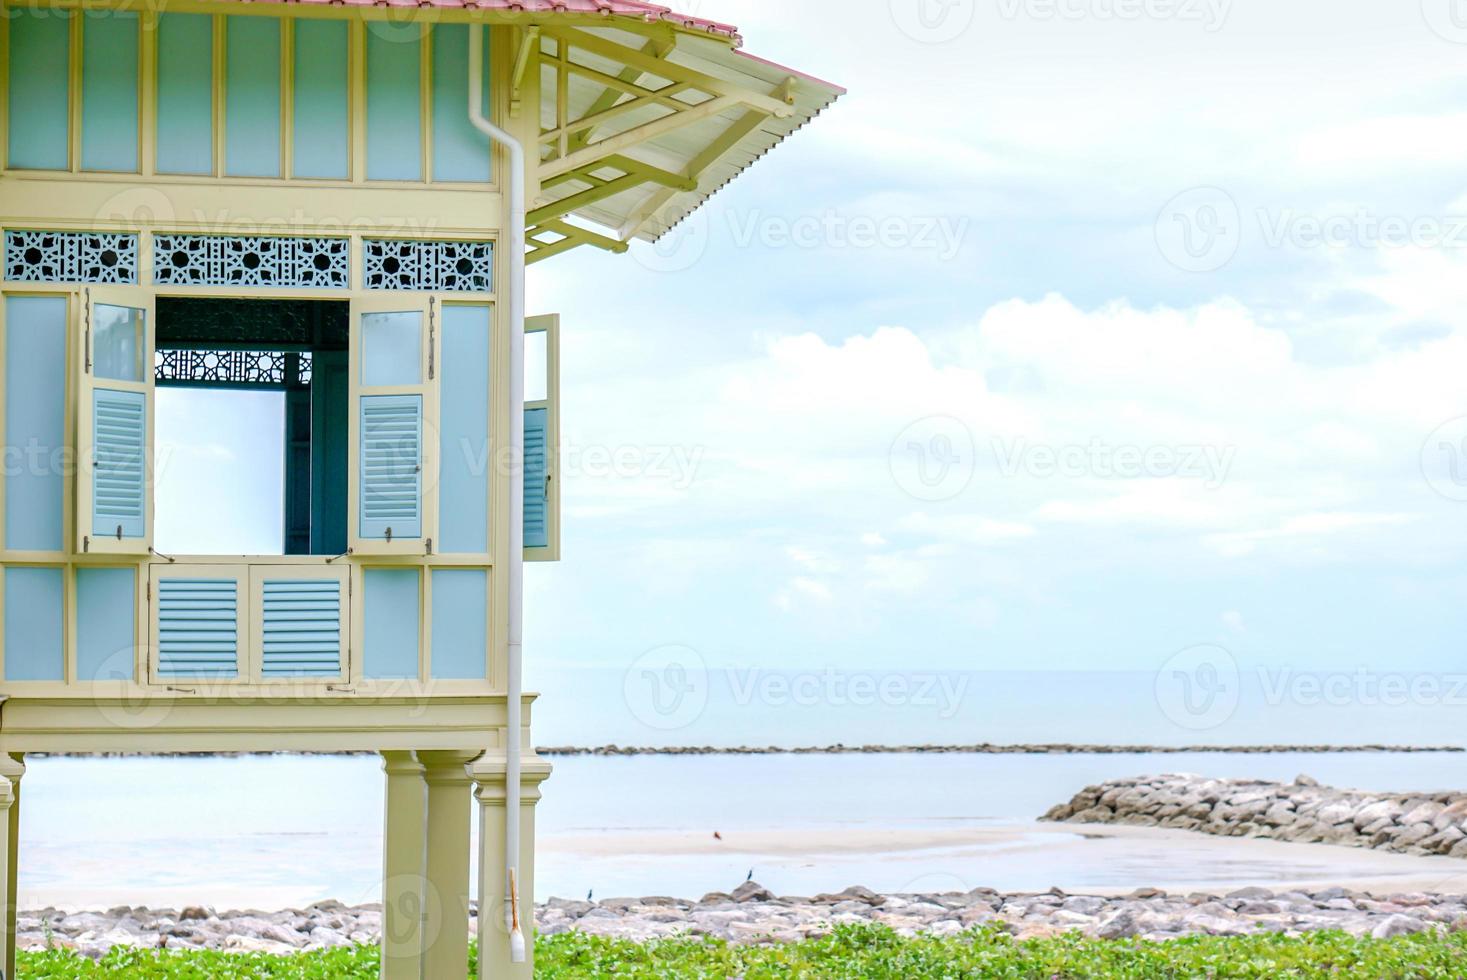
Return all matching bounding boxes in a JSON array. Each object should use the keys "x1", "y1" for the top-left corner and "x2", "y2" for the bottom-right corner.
[
  {"x1": 157, "y1": 578, "x2": 238, "y2": 677},
  {"x1": 92, "y1": 388, "x2": 146, "y2": 540},
  {"x1": 524, "y1": 407, "x2": 548, "y2": 549},
  {"x1": 360, "y1": 394, "x2": 423, "y2": 541},
  {"x1": 261, "y1": 579, "x2": 342, "y2": 677}
]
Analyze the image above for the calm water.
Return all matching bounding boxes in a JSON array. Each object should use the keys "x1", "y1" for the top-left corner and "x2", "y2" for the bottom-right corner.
[{"x1": 16, "y1": 751, "x2": 1467, "y2": 908}]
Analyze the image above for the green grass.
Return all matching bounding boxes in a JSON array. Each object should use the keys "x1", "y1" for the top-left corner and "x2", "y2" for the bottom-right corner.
[{"x1": 16, "y1": 925, "x2": 1467, "y2": 978}]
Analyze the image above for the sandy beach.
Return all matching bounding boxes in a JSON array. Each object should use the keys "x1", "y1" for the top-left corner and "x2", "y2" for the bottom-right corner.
[{"x1": 543, "y1": 822, "x2": 1467, "y2": 898}]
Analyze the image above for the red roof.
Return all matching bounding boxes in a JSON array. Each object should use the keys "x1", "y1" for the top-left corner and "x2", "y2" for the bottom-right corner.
[{"x1": 248, "y1": 0, "x2": 742, "y2": 44}]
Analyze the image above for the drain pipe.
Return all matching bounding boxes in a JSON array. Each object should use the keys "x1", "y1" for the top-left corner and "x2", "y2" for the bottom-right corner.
[{"x1": 469, "y1": 26, "x2": 528, "y2": 965}]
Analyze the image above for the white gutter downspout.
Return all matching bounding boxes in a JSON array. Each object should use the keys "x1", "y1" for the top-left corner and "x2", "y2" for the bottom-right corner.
[{"x1": 469, "y1": 26, "x2": 528, "y2": 965}]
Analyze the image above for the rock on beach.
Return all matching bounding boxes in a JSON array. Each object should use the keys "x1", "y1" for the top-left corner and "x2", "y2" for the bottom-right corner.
[
  {"x1": 21, "y1": 883, "x2": 1467, "y2": 958},
  {"x1": 1043, "y1": 774, "x2": 1467, "y2": 859}
]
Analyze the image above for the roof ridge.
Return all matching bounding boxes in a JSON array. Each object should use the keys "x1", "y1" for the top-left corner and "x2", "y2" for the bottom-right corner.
[{"x1": 262, "y1": 0, "x2": 743, "y2": 45}]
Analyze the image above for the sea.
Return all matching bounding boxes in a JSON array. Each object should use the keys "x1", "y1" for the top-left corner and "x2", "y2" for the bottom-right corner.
[{"x1": 14, "y1": 668, "x2": 1467, "y2": 908}]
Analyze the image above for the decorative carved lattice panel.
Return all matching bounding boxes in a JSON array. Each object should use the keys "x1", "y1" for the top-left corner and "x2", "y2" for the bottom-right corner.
[
  {"x1": 153, "y1": 235, "x2": 349, "y2": 289},
  {"x1": 155, "y1": 350, "x2": 313, "y2": 388},
  {"x1": 364, "y1": 239, "x2": 494, "y2": 292},
  {"x1": 5, "y1": 231, "x2": 139, "y2": 284},
  {"x1": 156, "y1": 297, "x2": 349, "y2": 351}
]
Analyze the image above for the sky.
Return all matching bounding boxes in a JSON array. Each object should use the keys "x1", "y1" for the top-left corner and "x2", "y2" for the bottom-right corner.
[{"x1": 159, "y1": 0, "x2": 1467, "y2": 744}]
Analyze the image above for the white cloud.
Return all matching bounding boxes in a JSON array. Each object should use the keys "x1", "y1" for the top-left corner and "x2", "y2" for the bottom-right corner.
[
  {"x1": 862, "y1": 554, "x2": 932, "y2": 594},
  {"x1": 786, "y1": 547, "x2": 841, "y2": 573},
  {"x1": 1202, "y1": 512, "x2": 1417, "y2": 558},
  {"x1": 898, "y1": 513, "x2": 1036, "y2": 543},
  {"x1": 774, "y1": 577, "x2": 835, "y2": 611}
]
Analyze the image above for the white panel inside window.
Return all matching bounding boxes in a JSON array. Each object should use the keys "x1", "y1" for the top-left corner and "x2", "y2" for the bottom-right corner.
[
  {"x1": 362, "y1": 311, "x2": 423, "y2": 387},
  {"x1": 524, "y1": 330, "x2": 548, "y2": 403},
  {"x1": 94, "y1": 305, "x2": 146, "y2": 382}
]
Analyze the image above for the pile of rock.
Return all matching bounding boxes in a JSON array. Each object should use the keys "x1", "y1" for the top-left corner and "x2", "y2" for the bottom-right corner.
[
  {"x1": 19, "y1": 901, "x2": 382, "y2": 958},
  {"x1": 538, "y1": 882, "x2": 1467, "y2": 943},
  {"x1": 1043, "y1": 774, "x2": 1467, "y2": 858},
  {"x1": 23, "y1": 883, "x2": 1467, "y2": 957}
]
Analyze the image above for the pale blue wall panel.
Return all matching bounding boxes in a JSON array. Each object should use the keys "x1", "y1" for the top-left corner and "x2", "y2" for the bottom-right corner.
[
  {"x1": 440, "y1": 305, "x2": 490, "y2": 553},
  {"x1": 431, "y1": 25, "x2": 490, "y2": 183},
  {"x1": 225, "y1": 16, "x2": 281, "y2": 178},
  {"x1": 363, "y1": 568, "x2": 419, "y2": 679},
  {"x1": 82, "y1": 13, "x2": 140, "y2": 172},
  {"x1": 76, "y1": 567, "x2": 135, "y2": 682},
  {"x1": 156, "y1": 14, "x2": 214, "y2": 175},
  {"x1": 4, "y1": 296, "x2": 67, "y2": 552},
  {"x1": 4, "y1": 567, "x2": 64, "y2": 681},
  {"x1": 366, "y1": 31, "x2": 422, "y2": 181},
  {"x1": 430, "y1": 569, "x2": 486, "y2": 680},
  {"x1": 7, "y1": 10, "x2": 71, "y2": 170},
  {"x1": 292, "y1": 19, "x2": 349, "y2": 179}
]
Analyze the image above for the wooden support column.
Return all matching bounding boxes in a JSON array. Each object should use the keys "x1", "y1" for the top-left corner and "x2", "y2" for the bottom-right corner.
[
  {"x1": 416, "y1": 751, "x2": 479, "y2": 980},
  {"x1": 380, "y1": 751, "x2": 426, "y2": 980},
  {"x1": 0, "y1": 754, "x2": 24, "y2": 980},
  {"x1": 469, "y1": 755, "x2": 551, "y2": 980}
]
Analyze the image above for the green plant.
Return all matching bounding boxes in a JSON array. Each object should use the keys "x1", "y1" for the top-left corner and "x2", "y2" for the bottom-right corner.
[{"x1": 17, "y1": 925, "x2": 1467, "y2": 979}]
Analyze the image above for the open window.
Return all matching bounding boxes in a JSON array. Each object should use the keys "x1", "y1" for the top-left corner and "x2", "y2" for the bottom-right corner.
[
  {"x1": 524, "y1": 314, "x2": 560, "y2": 562},
  {"x1": 77, "y1": 287, "x2": 155, "y2": 555},
  {"x1": 150, "y1": 297, "x2": 350, "y2": 557},
  {"x1": 349, "y1": 295, "x2": 441, "y2": 556}
]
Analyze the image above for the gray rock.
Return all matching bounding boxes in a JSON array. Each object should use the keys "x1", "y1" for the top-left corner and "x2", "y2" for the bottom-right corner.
[
  {"x1": 1393, "y1": 823, "x2": 1436, "y2": 847},
  {"x1": 1062, "y1": 896, "x2": 1107, "y2": 915},
  {"x1": 1096, "y1": 909, "x2": 1139, "y2": 939},
  {"x1": 837, "y1": 885, "x2": 883, "y2": 905},
  {"x1": 1372, "y1": 914, "x2": 1429, "y2": 939},
  {"x1": 545, "y1": 898, "x2": 593, "y2": 919}
]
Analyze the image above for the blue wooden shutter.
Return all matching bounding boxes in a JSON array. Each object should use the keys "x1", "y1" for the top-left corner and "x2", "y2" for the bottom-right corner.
[
  {"x1": 524, "y1": 407, "x2": 549, "y2": 549},
  {"x1": 360, "y1": 394, "x2": 423, "y2": 540},
  {"x1": 158, "y1": 579, "x2": 238, "y2": 677},
  {"x1": 261, "y1": 579, "x2": 342, "y2": 677},
  {"x1": 92, "y1": 388, "x2": 146, "y2": 540}
]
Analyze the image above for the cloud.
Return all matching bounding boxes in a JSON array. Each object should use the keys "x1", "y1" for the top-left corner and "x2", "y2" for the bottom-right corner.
[
  {"x1": 521, "y1": 0, "x2": 1467, "y2": 683},
  {"x1": 775, "y1": 577, "x2": 835, "y2": 611},
  {"x1": 897, "y1": 513, "x2": 1036, "y2": 543},
  {"x1": 1202, "y1": 512, "x2": 1417, "y2": 559}
]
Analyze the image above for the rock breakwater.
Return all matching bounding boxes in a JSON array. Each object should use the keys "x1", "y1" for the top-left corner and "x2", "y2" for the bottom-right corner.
[{"x1": 1043, "y1": 774, "x2": 1467, "y2": 858}]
